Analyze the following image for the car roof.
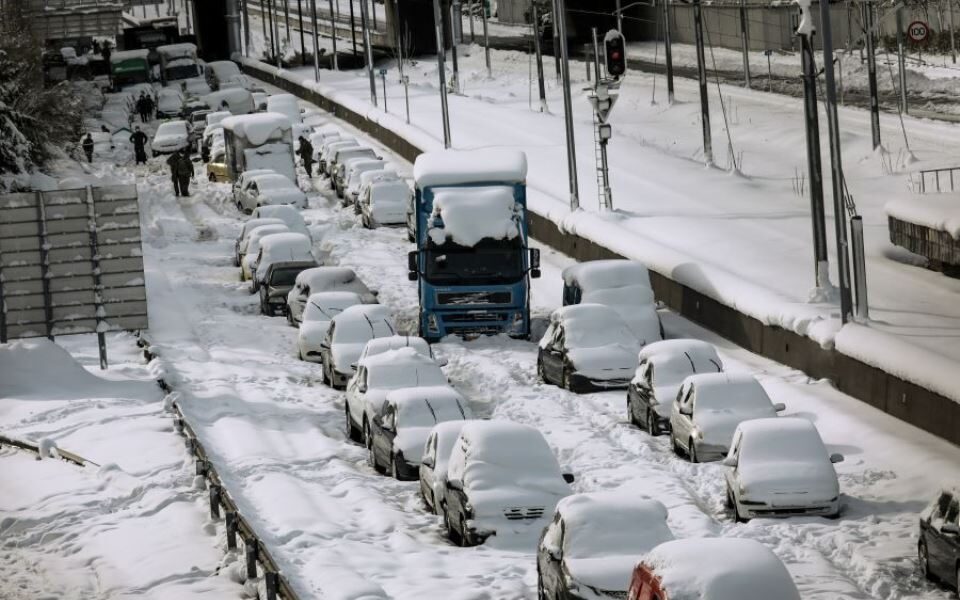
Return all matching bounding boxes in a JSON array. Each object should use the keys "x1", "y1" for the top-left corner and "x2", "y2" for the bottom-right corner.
[
  {"x1": 360, "y1": 345, "x2": 434, "y2": 369},
  {"x1": 552, "y1": 303, "x2": 626, "y2": 328},
  {"x1": 638, "y1": 339, "x2": 719, "y2": 363},
  {"x1": 562, "y1": 259, "x2": 652, "y2": 290},
  {"x1": 297, "y1": 266, "x2": 358, "y2": 286},
  {"x1": 258, "y1": 232, "x2": 311, "y2": 251}
]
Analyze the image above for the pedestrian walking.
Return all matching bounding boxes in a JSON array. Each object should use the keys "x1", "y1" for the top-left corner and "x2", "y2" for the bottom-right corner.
[
  {"x1": 130, "y1": 126, "x2": 149, "y2": 165},
  {"x1": 297, "y1": 135, "x2": 314, "y2": 177},
  {"x1": 144, "y1": 94, "x2": 155, "y2": 120},
  {"x1": 177, "y1": 149, "x2": 195, "y2": 197},
  {"x1": 167, "y1": 151, "x2": 182, "y2": 196},
  {"x1": 136, "y1": 92, "x2": 149, "y2": 122},
  {"x1": 82, "y1": 133, "x2": 94, "y2": 163}
]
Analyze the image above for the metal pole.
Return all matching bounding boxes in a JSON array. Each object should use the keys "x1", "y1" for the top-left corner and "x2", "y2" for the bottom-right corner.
[
  {"x1": 371, "y1": 0, "x2": 377, "y2": 29},
  {"x1": 662, "y1": 0, "x2": 674, "y2": 103},
  {"x1": 328, "y1": 0, "x2": 338, "y2": 69},
  {"x1": 850, "y1": 216, "x2": 869, "y2": 319},
  {"x1": 360, "y1": 0, "x2": 377, "y2": 106},
  {"x1": 450, "y1": 2, "x2": 460, "y2": 92},
  {"x1": 381, "y1": 69, "x2": 388, "y2": 111},
  {"x1": 532, "y1": 4, "x2": 547, "y2": 111},
  {"x1": 469, "y1": 0, "x2": 475, "y2": 41},
  {"x1": 552, "y1": 5, "x2": 561, "y2": 82},
  {"x1": 311, "y1": 0, "x2": 320, "y2": 80},
  {"x1": 896, "y1": 6, "x2": 908, "y2": 114},
  {"x1": 432, "y1": 0, "x2": 452, "y2": 147},
  {"x1": 403, "y1": 75, "x2": 410, "y2": 123},
  {"x1": 616, "y1": 0, "x2": 623, "y2": 31},
  {"x1": 951, "y1": 0, "x2": 957, "y2": 64},
  {"x1": 800, "y1": 30, "x2": 830, "y2": 290},
  {"x1": 261, "y1": 0, "x2": 270, "y2": 56},
  {"x1": 585, "y1": 44, "x2": 591, "y2": 81},
  {"x1": 863, "y1": 1, "x2": 881, "y2": 149},
  {"x1": 349, "y1": 0, "x2": 358, "y2": 55},
  {"x1": 591, "y1": 28, "x2": 601, "y2": 85},
  {"x1": 297, "y1": 0, "x2": 306, "y2": 63},
  {"x1": 242, "y1": 0, "x2": 251, "y2": 56},
  {"x1": 481, "y1": 0, "x2": 491, "y2": 76},
  {"x1": 693, "y1": 0, "x2": 712, "y2": 164},
  {"x1": 393, "y1": 0, "x2": 404, "y2": 79},
  {"x1": 819, "y1": 0, "x2": 854, "y2": 324},
  {"x1": 283, "y1": 0, "x2": 291, "y2": 45},
  {"x1": 739, "y1": 0, "x2": 751, "y2": 87},
  {"x1": 553, "y1": 0, "x2": 579, "y2": 210}
]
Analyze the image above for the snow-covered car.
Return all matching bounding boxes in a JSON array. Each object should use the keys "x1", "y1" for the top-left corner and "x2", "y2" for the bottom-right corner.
[
  {"x1": 286, "y1": 267, "x2": 377, "y2": 325},
  {"x1": 266, "y1": 93, "x2": 302, "y2": 125},
  {"x1": 205, "y1": 60, "x2": 242, "y2": 90},
  {"x1": 722, "y1": 417, "x2": 843, "y2": 521},
  {"x1": 240, "y1": 224, "x2": 289, "y2": 281},
  {"x1": 206, "y1": 146, "x2": 228, "y2": 182},
  {"x1": 232, "y1": 169, "x2": 275, "y2": 206},
  {"x1": 182, "y1": 77, "x2": 212, "y2": 98},
  {"x1": 562, "y1": 259, "x2": 662, "y2": 344},
  {"x1": 669, "y1": 372, "x2": 784, "y2": 463},
  {"x1": 332, "y1": 149, "x2": 379, "y2": 201},
  {"x1": 296, "y1": 291, "x2": 364, "y2": 362},
  {"x1": 237, "y1": 173, "x2": 305, "y2": 214},
  {"x1": 252, "y1": 91, "x2": 269, "y2": 112},
  {"x1": 360, "y1": 178, "x2": 410, "y2": 228},
  {"x1": 627, "y1": 538, "x2": 801, "y2": 600},
  {"x1": 627, "y1": 339, "x2": 723, "y2": 436},
  {"x1": 442, "y1": 421, "x2": 574, "y2": 547},
  {"x1": 151, "y1": 120, "x2": 190, "y2": 156},
  {"x1": 336, "y1": 157, "x2": 384, "y2": 201},
  {"x1": 309, "y1": 131, "x2": 338, "y2": 162},
  {"x1": 537, "y1": 304, "x2": 642, "y2": 393},
  {"x1": 539, "y1": 494, "x2": 674, "y2": 600},
  {"x1": 253, "y1": 232, "x2": 315, "y2": 290},
  {"x1": 318, "y1": 138, "x2": 358, "y2": 175},
  {"x1": 353, "y1": 335, "x2": 437, "y2": 365},
  {"x1": 258, "y1": 260, "x2": 318, "y2": 316},
  {"x1": 251, "y1": 204, "x2": 310, "y2": 238},
  {"x1": 155, "y1": 87, "x2": 184, "y2": 119},
  {"x1": 234, "y1": 217, "x2": 285, "y2": 266},
  {"x1": 320, "y1": 304, "x2": 395, "y2": 390},
  {"x1": 919, "y1": 488, "x2": 960, "y2": 592},
  {"x1": 419, "y1": 420, "x2": 473, "y2": 515},
  {"x1": 369, "y1": 386, "x2": 472, "y2": 480},
  {"x1": 345, "y1": 347, "x2": 446, "y2": 444},
  {"x1": 200, "y1": 125, "x2": 225, "y2": 160}
]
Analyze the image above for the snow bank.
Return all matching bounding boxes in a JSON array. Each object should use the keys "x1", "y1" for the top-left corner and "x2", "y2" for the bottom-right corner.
[
  {"x1": 222, "y1": 112, "x2": 292, "y2": 145},
  {"x1": 427, "y1": 186, "x2": 519, "y2": 246},
  {"x1": 413, "y1": 148, "x2": 527, "y2": 188},
  {"x1": 886, "y1": 196, "x2": 960, "y2": 238}
]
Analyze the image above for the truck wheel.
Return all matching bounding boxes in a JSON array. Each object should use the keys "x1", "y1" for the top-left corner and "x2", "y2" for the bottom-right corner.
[{"x1": 647, "y1": 409, "x2": 660, "y2": 436}]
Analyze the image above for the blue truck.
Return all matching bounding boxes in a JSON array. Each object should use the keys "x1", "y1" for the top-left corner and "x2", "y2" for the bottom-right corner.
[{"x1": 407, "y1": 149, "x2": 541, "y2": 342}]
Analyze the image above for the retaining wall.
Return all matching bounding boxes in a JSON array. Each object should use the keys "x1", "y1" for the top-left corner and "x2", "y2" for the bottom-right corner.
[{"x1": 242, "y1": 60, "x2": 960, "y2": 448}]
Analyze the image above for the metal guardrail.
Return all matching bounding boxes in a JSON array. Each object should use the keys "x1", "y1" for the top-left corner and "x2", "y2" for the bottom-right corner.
[
  {"x1": 140, "y1": 335, "x2": 302, "y2": 600},
  {"x1": 0, "y1": 434, "x2": 95, "y2": 467},
  {"x1": 911, "y1": 166, "x2": 960, "y2": 194}
]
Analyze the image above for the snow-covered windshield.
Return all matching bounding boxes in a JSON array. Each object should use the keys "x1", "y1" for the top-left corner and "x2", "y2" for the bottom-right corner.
[
  {"x1": 424, "y1": 237, "x2": 524, "y2": 286},
  {"x1": 398, "y1": 398, "x2": 466, "y2": 428},
  {"x1": 564, "y1": 314, "x2": 634, "y2": 349},
  {"x1": 165, "y1": 63, "x2": 200, "y2": 81},
  {"x1": 368, "y1": 364, "x2": 446, "y2": 390},
  {"x1": 334, "y1": 317, "x2": 394, "y2": 344},
  {"x1": 269, "y1": 268, "x2": 301, "y2": 286},
  {"x1": 256, "y1": 176, "x2": 295, "y2": 191},
  {"x1": 696, "y1": 382, "x2": 771, "y2": 412},
  {"x1": 741, "y1": 425, "x2": 825, "y2": 464}
]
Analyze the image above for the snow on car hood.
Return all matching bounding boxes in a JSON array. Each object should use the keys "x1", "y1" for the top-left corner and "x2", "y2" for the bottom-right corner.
[
  {"x1": 696, "y1": 407, "x2": 776, "y2": 448},
  {"x1": 298, "y1": 321, "x2": 331, "y2": 347},
  {"x1": 259, "y1": 188, "x2": 306, "y2": 205},
  {"x1": 738, "y1": 461, "x2": 839, "y2": 501},
  {"x1": 153, "y1": 132, "x2": 187, "y2": 146},
  {"x1": 567, "y1": 345, "x2": 636, "y2": 380},
  {"x1": 330, "y1": 342, "x2": 365, "y2": 374},
  {"x1": 566, "y1": 555, "x2": 636, "y2": 595},
  {"x1": 394, "y1": 425, "x2": 432, "y2": 463}
]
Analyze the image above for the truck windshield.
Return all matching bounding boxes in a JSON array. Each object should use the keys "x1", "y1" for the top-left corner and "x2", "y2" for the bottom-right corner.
[
  {"x1": 424, "y1": 237, "x2": 524, "y2": 286},
  {"x1": 270, "y1": 268, "x2": 301, "y2": 286}
]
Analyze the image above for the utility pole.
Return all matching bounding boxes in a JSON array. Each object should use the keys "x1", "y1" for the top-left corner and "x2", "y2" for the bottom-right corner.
[
  {"x1": 796, "y1": 0, "x2": 830, "y2": 291},
  {"x1": 739, "y1": 0, "x2": 751, "y2": 87},
  {"x1": 328, "y1": 0, "x2": 339, "y2": 69},
  {"x1": 260, "y1": 0, "x2": 269, "y2": 56},
  {"x1": 896, "y1": 5, "x2": 908, "y2": 113},
  {"x1": 283, "y1": 0, "x2": 291, "y2": 45},
  {"x1": 311, "y1": 0, "x2": 320, "y2": 79},
  {"x1": 393, "y1": 0, "x2": 404, "y2": 80},
  {"x1": 553, "y1": 0, "x2": 579, "y2": 210},
  {"x1": 951, "y1": 0, "x2": 957, "y2": 63},
  {"x1": 450, "y1": 1, "x2": 460, "y2": 93},
  {"x1": 552, "y1": 5, "x2": 561, "y2": 82},
  {"x1": 663, "y1": 0, "x2": 674, "y2": 103},
  {"x1": 360, "y1": 0, "x2": 377, "y2": 106},
  {"x1": 242, "y1": 0, "x2": 251, "y2": 56},
  {"x1": 818, "y1": 0, "x2": 854, "y2": 323},
  {"x1": 616, "y1": 0, "x2": 623, "y2": 31},
  {"x1": 692, "y1": 0, "x2": 712, "y2": 164},
  {"x1": 481, "y1": 0, "x2": 491, "y2": 76},
  {"x1": 532, "y1": 3, "x2": 548, "y2": 111},
  {"x1": 297, "y1": 0, "x2": 306, "y2": 64},
  {"x1": 349, "y1": 0, "x2": 358, "y2": 55},
  {"x1": 863, "y1": 1, "x2": 881, "y2": 149},
  {"x1": 432, "y1": 0, "x2": 452, "y2": 147}
]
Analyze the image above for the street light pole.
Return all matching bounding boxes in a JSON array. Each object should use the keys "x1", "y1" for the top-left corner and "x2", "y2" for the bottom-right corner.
[
  {"x1": 327, "y1": 0, "x2": 339, "y2": 70},
  {"x1": 360, "y1": 0, "x2": 377, "y2": 106},
  {"x1": 863, "y1": 0, "x2": 881, "y2": 149},
  {"x1": 432, "y1": 0, "x2": 452, "y2": 148},
  {"x1": 310, "y1": 0, "x2": 320, "y2": 80},
  {"x1": 553, "y1": 0, "x2": 579, "y2": 210},
  {"x1": 297, "y1": 0, "x2": 305, "y2": 64},
  {"x1": 663, "y1": 0, "x2": 674, "y2": 103},
  {"x1": 692, "y1": 0, "x2": 712, "y2": 164}
]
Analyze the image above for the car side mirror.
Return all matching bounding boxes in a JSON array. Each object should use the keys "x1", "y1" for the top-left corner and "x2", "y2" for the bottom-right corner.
[
  {"x1": 721, "y1": 456, "x2": 737, "y2": 468},
  {"x1": 407, "y1": 251, "x2": 418, "y2": 280},
  {"x1": 829, "y1": 453, "x2": 844, "y2": 464},
  {"x1": 531, "y1": 268, "x2": 541, "y2": 279},
  {"x1": 358, "y1": 382, "x2": 367, "y2": 393},
  {"x1": 446, "y1": 478, "x2": 462, "y2": 491},
  {"x1": 773, "y1": 402, "x2": 786, "y2": 412},
  {"x1": 421, "y1": 456, "x2": 435, "y2": 468},
  {"x1": 562, "y1": 473, "x2": 575, "y2": 484},
  {"x1": 942, "y1": 523, "x2": 960, "y2": 535}
]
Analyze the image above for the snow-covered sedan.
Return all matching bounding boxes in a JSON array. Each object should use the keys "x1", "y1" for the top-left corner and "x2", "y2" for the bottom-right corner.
[
  {"x1": 539, "y1": 494, "x2": 674, "y2": 600},
  {"x1": 296, "y1": 291, "x2": 364, "y2": 363},
  {"x1": 538, "y1": 304, "x2": 641, "y2": 393},
  {"x1": 286, "y1": 267, "x2": 377, "y2": 325},
  {"x1": 353, "y1": 335, "x2": 436, "y2": 365},
  {"x1": 318, "y1": 138, "x2": 357, "y2": 175},
  {"x1": 442, "y1": 421, "x2": 574, "y2": 547},
  {"x1": 723, "y1": 418, "x2": 843, "y2": 521},
  {"x1": 155, "y1": 87, "x2": 184, "y2": 119},
  {"x1": 251, "y1": 204, "x2": 310, "y2": 238},
  {"x1": 360, "y1": 178, "x2": 411, "y2": 229},
  {"x1": 257, "y1": 260, "x2": 317, "y2": 316},
  {"x1": 628, "y1": 339, "x2": 723, "y2": 436},
  {"x1": 252, "y1": 232, "x2": 315, "y2": 292},
  {"x1": 151, "y1": 120, "x2": 190, "y2": 156},
  {"x1": 919, "y1": 488, "x2": 960, "y2": 593},
  {"x1": 669, "y1": 372, "x2": 784, "y2": 463},
  {"x1": 240, "y1": 224, "x2": 289, "y2": 281},
  {"x1": 345, "y1": 347, "x2": 446, "y2": 444},
  {"x1": 319, "y1": 304, "x2": 395, "y2": 390},
  {"x1": 237, "y1": 173, "x2": 306, "y2": 214},
  {"x1": 232, "y1": 168, "x2": 275, "y2": 206},
  {"x1": 338, "y1": 158, "x2": 384, "y2": 203},
  {"x1": 627, "y1": 538, "x2": 801, "y2": 600},
  {"x1": 234, "y1": 217, "x2": 285, "y2": 266},
  {"x1": 368, "y1": 386, "x2": 472, "y2": 480},
  {"x1": 420, "y1": 420, "x2": 473, "y2": 515}
]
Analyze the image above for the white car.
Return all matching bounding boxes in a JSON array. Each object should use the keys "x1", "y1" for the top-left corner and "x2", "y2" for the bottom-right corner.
[
  {"x1": 253, "y1": 232, "x2": 315, "y2": 289},
  {"x1": 252, "y1": 92, "x2": 269, "y2": 111},
  {"x1": 232, "y1": 168, "x2": 275, "y2": 205},
  {"x1": 368, "y1": 386, "x2": 472, "y2": 480},
  {"x1": 319, "y1": 138, "x2": 358, "y2": 175},
  {"x1": 320, "y1": 304, "x2": 395, "y2": 390},
  {"x1": 296, "y1": 291, "x2": 364, "y2": 363},
  {"x1": 627, "y1": 339, "x2": 723, "y2": 436},
  {"x1": 537, "y1": 304, "x2": 642, "y2": 393},
  {"x1": 266, "y1": 93, "x2": 302, "y2": 124},
  {"x1": 442, "y1": 421, "x2": 573, "y2": 546},
  {"x1": 669, "y1": 372, "x2": 785, "y2": 463},
  {"x1": 345, "y1": 347, "x2": 447, "y2": 444},
  {"x1": 724, "y1": 417, "x2": 843, "y2": 521},
  {"x1": 353, "y1": 335, "x2": 436, "y2": 365},
  {"x1": 155, "y1": 88, "x2": 184, "y2": 119},
  {"x1": 237, "y1": 173, "x2": 305, "y2": 214},
  {"x1": 182, "y1": 77, "x2": 212, "y2": 97},
  {"x1": 332, "y1": 149, "x2": 379, "y2": 198},
  {"x1": 419, "y1": 420, "x2": 473, "y2": 514},
  {"x1": 360, "y1": 178, "x2": 411, "y2": 228},
  {"x1": 251, "y1": 204, "x2": 310, "y2": 238},
  {"x1": 538, "y1": 494, "x2": 674, "y2": 600},
  {"x1": 234, "y1": 217, "x2": 285, "y2": 266},
  {"x1": 309, "y1": 131, "x2": 339, "y2": 162},
  {"x1": 240, "y1": 224, "x2": 289, "y2": 281},
  {"x1": 338, "y1": 158, "x2": 384, "y2": 202},
  {"x1": 562, "y1": 259, "x2": 662, "y2": 344},
  {"x1": 286, "y1": 267, "x2": 377, "y2": 325},
  {"x1": 151, "y1": 120, "x2": 190, "y2": 156}
]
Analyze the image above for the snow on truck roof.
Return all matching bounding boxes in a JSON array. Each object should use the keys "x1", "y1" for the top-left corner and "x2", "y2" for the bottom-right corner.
[
  {"x1": 413, "y1": 149, "x2": 527, "y2": 188},
  {"x1": 427, "y1": 186, "x2": 519, "y2": 247},
  {"x1": 640, "y1": 538, "x2": 800, "y2": 600},
  {"x1": 110, "y1": 49, "x2": 150, "y2": 63},
  {"x1": 221, "y1": 112, "x2": 292, "y2": 145}
]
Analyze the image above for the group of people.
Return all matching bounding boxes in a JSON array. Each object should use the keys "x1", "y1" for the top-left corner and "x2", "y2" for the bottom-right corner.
[{"x1": 135, "y1": 92, "x2": 155, "y2": 123}]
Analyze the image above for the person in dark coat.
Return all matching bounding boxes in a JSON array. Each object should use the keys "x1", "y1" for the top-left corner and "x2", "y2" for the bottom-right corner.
[
  {"x1": 167, "y1": 151, "x2": 182, "y2": 196},
  {"x1": 136, "y1": 92, "x2": 148, "y2": 122},
  {"x1": 82, "y1": 133, "x2": 94, "y2": 163},
  {"x1": 130, "y1": 126, "x2": 149, "y2": 165},
  {"x1": 297, "y1": 135, "x2": 314, "y2": 177},
  {"x1": 176, "y1": 149, "x2": 194, "y2": 197}
]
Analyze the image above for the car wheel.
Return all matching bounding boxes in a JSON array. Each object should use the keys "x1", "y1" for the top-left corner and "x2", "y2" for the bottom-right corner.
[
  {"x1": 671, "y1": 433, "x2": 683, "y2": 456},
  {"x1": 537, "y1": 569, "x2": 547, "y2": 600},
  {"x1": 724, "y1": 487, "x2": 734, "y2": 509},
  {"x1": 443, "y1": 508, "x2": 461, "y2": 545},
  {"x1": 458, "y1": 514, "x2": 471, "y2": 547},
  {"x1": 954, "y1": 563, "x2": 959, "y2": 595},
  {"x1": 208, "y1": 173, "x2": 215, "y2": 181},
  {"x1": 918, "y1": 542, "x2": 931, "y2": 581},
  {"x1": 647, "y1": 409, "x2": 660, "y2": 436},
  {"x1": 689, "y1": 439, "x2": 699, "y2": 463},
  {"x1": 407, "y1": 229, "x2": 415, "y2": 243},
  {"x1": 732, "y1": 496, "x2": 745, "y2": 523},
  {"x1": 391, "y1": 454, "x2": 400, "y2": 479},
  {"x1": 297, "y1": 348, "x2": 303, "y2": 361},
  {"x1": 536, "y1": 357, "x2": 546, "y2": 383},
  {"x1": 561, "y1": 366, "x2": 571, "y2": 391},
  {"x1": 363, "y1": 419, "x2": 371, "y2": 448}
]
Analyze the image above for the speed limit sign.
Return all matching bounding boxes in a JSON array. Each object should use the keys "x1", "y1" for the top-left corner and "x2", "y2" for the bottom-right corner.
[{"x1": 908, "y1": 20, "x2": 930, "y2": 42}]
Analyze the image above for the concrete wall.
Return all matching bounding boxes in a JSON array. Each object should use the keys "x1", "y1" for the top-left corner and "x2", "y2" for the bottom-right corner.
[{"x1": 240, "y1": 60, "x2": 960, "y2": 449}]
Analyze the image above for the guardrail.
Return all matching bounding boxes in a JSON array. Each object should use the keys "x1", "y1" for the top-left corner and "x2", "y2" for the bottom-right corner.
[
  {"x1": 0, "y1": 434, "x2": 94, "y2": 467},
  {"x1": 911, "y1": 166, "x2": 960, "y2": 194}
]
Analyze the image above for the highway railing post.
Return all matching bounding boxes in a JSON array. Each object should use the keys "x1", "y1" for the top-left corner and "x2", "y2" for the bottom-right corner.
[
  {"x1": 327, "y1": 0, "x2": 339, "y2": 70},
  {"x1": 863, "y1": 0, "x2": 881, "y2": 149},
  {"x1": 244, "y1": 538, "x2": 258, "y2": 579},
  {"x1": 693, "y1": 0, "x2": 712, "y2": 165},
  {"x1": 432, "y1": 0, "x2": 452, "y2": 147},
  {"x1": 360, "y1": 0, "x2": 377, "y2": 106},
  {"x1": 532, "y1": 3, "x2": 547, "y2": 111},
  {"x1": 225, "y1": 511, "x2": 238, "y2": 550},
  {"x1": 553, "y1": 0, "x2": 579, "y2": 210}
]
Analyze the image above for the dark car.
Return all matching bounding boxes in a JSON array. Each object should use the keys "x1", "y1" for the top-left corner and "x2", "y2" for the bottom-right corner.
[
  {"x1": 258, "y1": 260, "x2": 317, "y2": 316},
  {"x1": 919, "y1": 488, "x2": 960, "y2": 593}
]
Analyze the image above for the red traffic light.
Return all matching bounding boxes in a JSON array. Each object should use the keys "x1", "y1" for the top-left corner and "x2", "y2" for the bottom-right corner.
[{"x1": 604, "y1": 30, "x2": 626, "y2": 78}]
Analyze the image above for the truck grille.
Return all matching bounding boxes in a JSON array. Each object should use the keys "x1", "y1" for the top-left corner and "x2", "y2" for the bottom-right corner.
[
  {"x1": 443, "y1": 312, "x2": 510, "y2": 323},
  {"x1": 437, "y1": 291, "x2": 512, "y2": 305},
  {"x1": 503, "y1": 506, "x2": 545, "y2": 520}
]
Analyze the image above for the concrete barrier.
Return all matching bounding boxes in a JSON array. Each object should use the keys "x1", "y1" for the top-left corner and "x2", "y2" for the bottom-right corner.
[{"x1": 242, "y1": 61, "x2": 960, "y2": 448}]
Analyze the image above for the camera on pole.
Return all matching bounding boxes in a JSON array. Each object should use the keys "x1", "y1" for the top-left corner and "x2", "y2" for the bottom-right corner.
[{"x1": 604, "y1": 29, "x2": 627, "y2": 79}]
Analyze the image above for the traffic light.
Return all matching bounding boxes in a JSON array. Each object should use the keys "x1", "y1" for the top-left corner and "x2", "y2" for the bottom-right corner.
[{"x1": 604, "y1": 30, "x2": 626, "y2": 78}]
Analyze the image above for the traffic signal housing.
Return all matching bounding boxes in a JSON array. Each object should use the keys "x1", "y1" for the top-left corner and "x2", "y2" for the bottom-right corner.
[{"x1": 604, "y1": 30, "x2": 626, "y2": 79}]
